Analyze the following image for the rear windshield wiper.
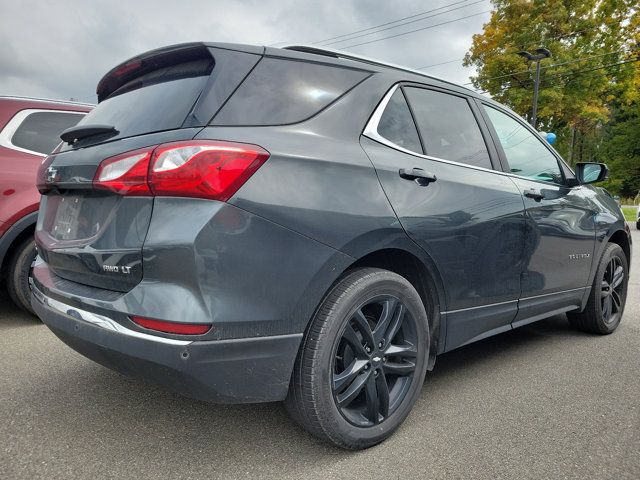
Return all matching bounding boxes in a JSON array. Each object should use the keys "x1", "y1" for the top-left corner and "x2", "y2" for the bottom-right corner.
[{"x1": 60, "y1": 124, "x2": 119, "y2": 144}]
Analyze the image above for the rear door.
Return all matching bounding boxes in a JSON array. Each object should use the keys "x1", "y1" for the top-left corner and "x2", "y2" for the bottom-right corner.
[
  {"x1": 478, "y1": 103, "x2": 596, "y2": 325},
  {"x1": 361, "y1": 84, "x2": 526, "y2": 350}
]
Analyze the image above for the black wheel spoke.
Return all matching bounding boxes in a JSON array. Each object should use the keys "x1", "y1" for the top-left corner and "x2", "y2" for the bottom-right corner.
[
  {"x1": 337, "y1": 370, "x2": 370, "y2": 407},
  {"x1": 353, "y1": 309, "x2": 375, "y2": 349},
  {"x1": 376, "y1": 371, "x2": 390, "y2": 418},
  {"x1": 611, "y1": 265, "x2": 624, "y2": 289},
  {"x1": 611, "y1": 289, "x2": 621, "y2": 313},
  {"x1": 333, "y1": 358, "x2": 369, "y2": 393},
  {"x1": 364, "y1": 373, "x2": 380, "y2": 424},
  {"x1": 602, "y1": 295, "x2": 612, "y2": 319},
  {"x1": 342, "y1": 324, "x2": 369, "y2": 357},
  {"x1": 383, "y1": 360, "x2": 416, "y2": 376},
  {"x1": 372, "y1": 298, "x2": 399, "y2": 345},
  {"x1": 384, "y1": 342, "x2": 418, "y2": 358}
]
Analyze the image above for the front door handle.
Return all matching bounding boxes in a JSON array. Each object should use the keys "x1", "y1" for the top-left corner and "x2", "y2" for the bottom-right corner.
[
  {"x1": 399, "y1": 168, "x2": 437, "y2": 186},
  {"x1": 523, "y1": 188, "x2": 545, "y2": 201}
]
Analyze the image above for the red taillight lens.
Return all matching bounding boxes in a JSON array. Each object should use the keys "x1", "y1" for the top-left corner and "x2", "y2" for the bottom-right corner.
[
  {"x1": 93, "y1": 147, "x2": 153, "y2": 195},
  {"x1": 92, "y1": 141, "x2": 269, "y2": 201},
  {"x1": 131, "y1": 316, "x2": 212, "y2": 335},
  {"x1": 149, "y1": 141, "x2": 269, "y2": 201}
]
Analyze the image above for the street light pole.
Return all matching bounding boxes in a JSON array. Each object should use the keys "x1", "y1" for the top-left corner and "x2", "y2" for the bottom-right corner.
[{"x1": 517, "y1": 47, "x2": 551, "y2": 128}]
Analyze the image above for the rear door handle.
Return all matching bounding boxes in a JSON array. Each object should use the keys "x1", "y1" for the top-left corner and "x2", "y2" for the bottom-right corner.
[
  {"x1": 523, "y1": 188, "x2": 545, "y2": 201},
  {"x1": 399, "y1": 168, "x2": 437, "y2": 185}
]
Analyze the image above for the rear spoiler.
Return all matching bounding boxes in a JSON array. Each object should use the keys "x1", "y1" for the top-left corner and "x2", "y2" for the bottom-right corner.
[{"x1": 96, "y1": 43, "x2": 213, "y2": 102}]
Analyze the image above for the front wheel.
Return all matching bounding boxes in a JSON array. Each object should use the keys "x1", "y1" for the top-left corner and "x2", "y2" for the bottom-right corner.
[
  {"x1": 567, "y1": 243, "x2": 628, "y2": 334},
  {"x1": 285, "y1": 268, "x2": 429, "y2": 449}
]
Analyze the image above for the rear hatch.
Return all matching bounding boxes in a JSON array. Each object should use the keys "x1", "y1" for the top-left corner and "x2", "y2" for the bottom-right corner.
[{"x1": 35, "y1": 43, "x2": 261, "y2": 291}]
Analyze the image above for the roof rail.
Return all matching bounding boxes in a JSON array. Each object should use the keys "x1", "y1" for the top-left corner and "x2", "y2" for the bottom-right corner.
[
  {"x1": 0, "y1": 95, "x2": 95, "y2": 107},
  {"x1": 280, "y1": 44, "x2": 475, "y2": 94}
]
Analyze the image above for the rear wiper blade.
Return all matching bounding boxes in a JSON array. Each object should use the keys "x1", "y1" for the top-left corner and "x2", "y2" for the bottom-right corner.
[{"x1": 60, "y1": 124, "x2": 118, "y2": 144}]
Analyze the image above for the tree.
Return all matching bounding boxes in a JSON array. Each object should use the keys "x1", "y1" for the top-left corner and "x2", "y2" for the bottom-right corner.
[{"x1": 464, "y1": 0, "x2": 638, "y2": 175}]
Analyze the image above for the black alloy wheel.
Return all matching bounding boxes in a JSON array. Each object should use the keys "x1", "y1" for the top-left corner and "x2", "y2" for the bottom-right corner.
[
  {"x1": 285, "y1": 268, "x2": 430, "y2": 449},
  {"x1": 332, "y1": 295, "x2": 418, "y2": 427},
  {"x1": 600, "y1": 255, "x2": 625, "y2": 325},
  {"x1": 568, "y1": 243, "x2": 628, "y2": 335}
]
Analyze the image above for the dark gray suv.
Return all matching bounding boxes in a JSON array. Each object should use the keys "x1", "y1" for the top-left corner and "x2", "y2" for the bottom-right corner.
[{"x1": 32, "y1": 43, "x2": 632, "y2": 449}]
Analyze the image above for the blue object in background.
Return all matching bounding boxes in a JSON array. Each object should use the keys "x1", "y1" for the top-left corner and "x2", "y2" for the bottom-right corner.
[{"x1": 546, "y1": 132, "x2": 556, "y2": 144}]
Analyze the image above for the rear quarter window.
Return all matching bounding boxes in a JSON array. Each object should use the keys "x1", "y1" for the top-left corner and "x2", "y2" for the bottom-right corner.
[
  {"x1": 12, "y1": 111, "x2": 84, "y2": 155},
  {"x1": 212, "y1": 57, "x2": 369, "y2": 126}
]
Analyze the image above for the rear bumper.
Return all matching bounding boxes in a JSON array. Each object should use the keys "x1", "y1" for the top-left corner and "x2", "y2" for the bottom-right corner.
[{"x1": 32, "y1": 284, "x2": 302, "y2": 403}]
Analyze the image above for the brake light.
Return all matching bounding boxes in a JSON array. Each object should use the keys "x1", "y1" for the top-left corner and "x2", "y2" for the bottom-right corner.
[
  {"x1": 131, "y1": 316, "x2": 212, "y2": 335},
  {"x1": 92, "y1": 140, "x2": 269, "y2": 200}
]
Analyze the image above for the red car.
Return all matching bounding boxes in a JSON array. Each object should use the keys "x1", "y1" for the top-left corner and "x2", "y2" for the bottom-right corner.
[{"x1": 0, "y1": 96, "x2": 91, "y2": 313}]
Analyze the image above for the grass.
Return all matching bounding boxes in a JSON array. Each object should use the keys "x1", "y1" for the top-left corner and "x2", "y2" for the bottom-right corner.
[{"x1": 622, "y1": 206, "x2": 637, "y2": 222}]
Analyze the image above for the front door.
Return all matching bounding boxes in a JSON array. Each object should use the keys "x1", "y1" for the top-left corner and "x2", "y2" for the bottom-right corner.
[
  {"x1": 361, "y1": 84, "x2": 526, "y2": 350},
  {"x1": 480, "y1": 104, "x2": 596, "y2": 326}
]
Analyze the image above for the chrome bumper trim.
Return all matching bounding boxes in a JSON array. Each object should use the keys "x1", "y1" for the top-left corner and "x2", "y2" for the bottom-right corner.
[{"x1": 32, "y1": 286, "x2": 192, "y2": 347}]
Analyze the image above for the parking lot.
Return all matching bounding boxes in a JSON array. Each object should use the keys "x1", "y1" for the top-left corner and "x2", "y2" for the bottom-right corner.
[{"x1": 1, "y1": 226, "x2": 638, "y2": 480}]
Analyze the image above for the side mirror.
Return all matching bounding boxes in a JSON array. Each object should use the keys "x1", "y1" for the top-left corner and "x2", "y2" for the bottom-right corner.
[{"x1": 576, "y1": 162, "x2": 608, "y2": 184}]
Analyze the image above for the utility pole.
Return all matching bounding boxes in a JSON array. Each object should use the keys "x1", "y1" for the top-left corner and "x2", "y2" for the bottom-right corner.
[{"x1": 517, "y1": 47, "x2": 551, "y2": 128}]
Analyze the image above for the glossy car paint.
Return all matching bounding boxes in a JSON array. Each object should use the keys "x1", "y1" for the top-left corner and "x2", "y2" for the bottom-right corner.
[{"x1": 32, "y1": 43, "x2": 631, "y2": 403}]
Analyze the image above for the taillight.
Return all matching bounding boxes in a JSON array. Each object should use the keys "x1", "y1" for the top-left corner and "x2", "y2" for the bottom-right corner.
[
  {"x1": 131, "y1": 316, "x2": 211, "y2": 335},
  {"x1": 93, "y1": 148, "x2": 153, "y2": 195},
  {"x1": 92, "y1": 140, "x2": 269, "y2": 201}
]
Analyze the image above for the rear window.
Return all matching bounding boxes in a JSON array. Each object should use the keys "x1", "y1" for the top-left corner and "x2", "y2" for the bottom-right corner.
[
  {"x1": 377, "y1": 89, "x2": 422, "y2": 153},
  {"x1": 12, "y1": 111, "x2": 84, "y2": 154},
  {"x1": 212, "y1": 57, "x2": 369, "y2": 126},
  {"x1": 75, "y1": 59, "x2": 213, "y2": 142},
  {"x1": 404, "y1": 87, "x2": 492, "y2": 169}
]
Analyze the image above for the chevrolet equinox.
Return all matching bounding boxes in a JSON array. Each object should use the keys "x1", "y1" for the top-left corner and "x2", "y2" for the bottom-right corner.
[{"x1": 32, "y1": 43, "x2": 632, "y2": 449}]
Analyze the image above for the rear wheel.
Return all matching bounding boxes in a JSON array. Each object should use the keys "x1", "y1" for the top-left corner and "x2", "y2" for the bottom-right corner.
[
  {"x1": 567, "y1": 243, "x2": 628, "y2": 334},
  {"x1": 285, "y1": 268, "x2": 429, "y2": 449},
  {"x1": 6, "y1": 236, "x2": 37, "y2": 315}
]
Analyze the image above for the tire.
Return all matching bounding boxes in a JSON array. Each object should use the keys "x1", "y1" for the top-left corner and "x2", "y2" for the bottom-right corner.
[
  {"x1": 6, "y1": 236, "x2": 37, "y2": 315},
  {"x1": 636, "y1": 220, "x2": 639, "y2": 230},
  {"x1": 285, "y1": 267, "x2": 429, "y2": 449},
  {"x1": 567, "y1": 243, "x2": 628, "y2": 334}
]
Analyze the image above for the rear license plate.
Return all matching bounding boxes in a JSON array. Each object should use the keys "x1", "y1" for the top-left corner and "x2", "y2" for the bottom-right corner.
[{"x1": 52, "y1": 196, "x2": 84, "y2": 240}]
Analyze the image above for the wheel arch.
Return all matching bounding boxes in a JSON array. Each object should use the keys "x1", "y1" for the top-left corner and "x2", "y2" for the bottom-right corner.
[
  {"x1": 342, "y1": 246, "x2": 446, "y2": 370},
  {"x1": 608, "y1": 228, "x2": 631, "y2": 267}
]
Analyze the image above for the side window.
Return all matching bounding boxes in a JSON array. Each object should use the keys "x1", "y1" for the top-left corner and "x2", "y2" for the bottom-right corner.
[
  {"x1": 483, "y1": 105, "x2": 563, "y2": 184},
  {"x1": 376, "y1": 89, "x2": 422, "y2": 153},
  {"x1": 12, "y1": 111, "x2": 84, "y2": 154},
  {"x1": 213, "y1": 58, "x2": 369, "y2": 126},
  {"x1": 403, "y1": 87, "x2": 492, "y2": 169}
]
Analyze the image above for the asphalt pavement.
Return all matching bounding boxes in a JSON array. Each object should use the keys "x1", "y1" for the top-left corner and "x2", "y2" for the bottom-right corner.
[{"x1": 1, "y1": 225, "x2": 638, "y2": 479}]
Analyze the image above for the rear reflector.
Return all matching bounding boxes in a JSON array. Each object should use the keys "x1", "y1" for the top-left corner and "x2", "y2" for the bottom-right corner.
[
  {"x1": 93, "y1": 140, "x2": 269, "y2": 201},
  {"x1": 131, "y1": 316, "x2": 212, "y2": 335}
]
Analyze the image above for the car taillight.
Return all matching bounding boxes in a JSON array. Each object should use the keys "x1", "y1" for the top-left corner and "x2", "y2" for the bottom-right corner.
[
  {"x1": 94, "y1": 148, "x2": 153, "y2": 195},
  {"x1": 93, "y1": 140, "x2": 269, "y2": 201},
  {"x1": 131, "y1": 316, "x2": 212, "y2": 335}
]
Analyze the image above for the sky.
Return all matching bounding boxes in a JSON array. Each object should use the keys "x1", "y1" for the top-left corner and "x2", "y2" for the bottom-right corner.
[{"x1": 0, "y1": 0, "x2": 492, "y2": 103}]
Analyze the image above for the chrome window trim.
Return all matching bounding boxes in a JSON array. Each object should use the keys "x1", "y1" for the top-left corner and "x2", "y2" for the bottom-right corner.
[
  {"x1": 362, "y1": 84, "x2": 575, "y2": 188},
  {"x1": 32, "y1": 286, "x2": 192, "y2": 346},
  {"x1": 0, "y1": 108, "x2": 85, "y2": 157}
]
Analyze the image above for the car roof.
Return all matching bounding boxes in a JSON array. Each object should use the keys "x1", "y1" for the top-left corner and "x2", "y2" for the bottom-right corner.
[{"x1": 0, "y1": 96, "x2": 94, "y2": 110}]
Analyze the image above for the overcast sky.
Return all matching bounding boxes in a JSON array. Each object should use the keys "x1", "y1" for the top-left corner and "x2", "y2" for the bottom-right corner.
[{"x1": 0, "y1": 0, "x2": 491, "y2": 103}]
